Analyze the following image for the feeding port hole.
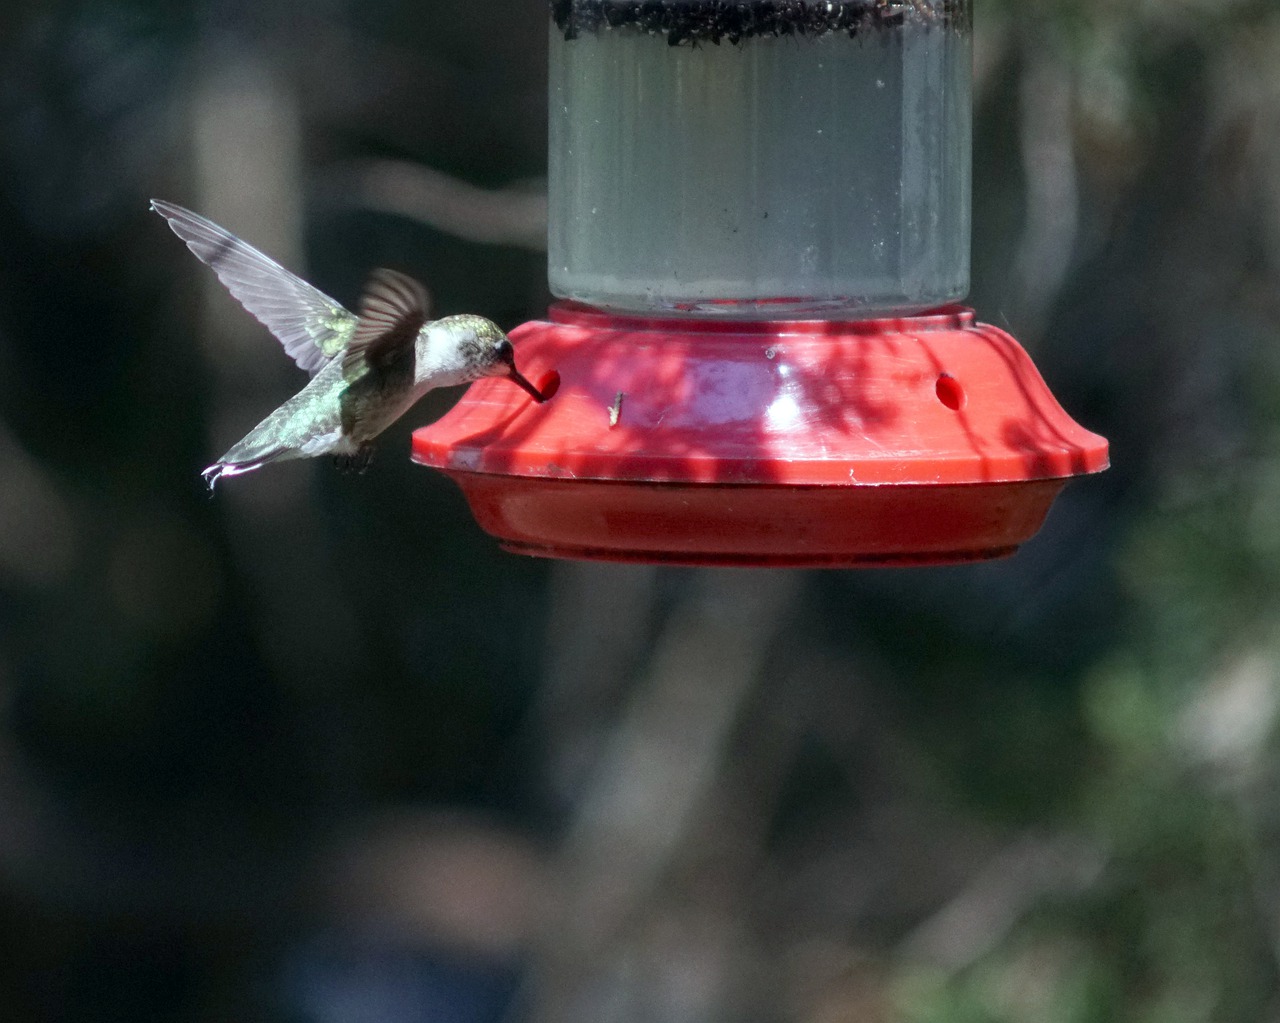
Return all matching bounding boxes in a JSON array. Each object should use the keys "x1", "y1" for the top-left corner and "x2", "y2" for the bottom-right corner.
[{"x1": 935, "y1": 373, "x2": 965, "y2": 411}]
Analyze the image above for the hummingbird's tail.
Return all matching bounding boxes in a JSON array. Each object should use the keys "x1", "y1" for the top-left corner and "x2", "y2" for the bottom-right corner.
[
  {"x1": 202, "y1": 463, "x2": 224, "y2": 492},
  {"x1": 200, "y1": 362, "x2": 343, "y2": 490},
  {"x1": 201, "y1": 448, "x2": 289, "y2": 492}
]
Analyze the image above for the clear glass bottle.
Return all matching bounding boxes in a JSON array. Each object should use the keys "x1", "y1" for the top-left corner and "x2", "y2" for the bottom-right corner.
[{"x1": 547, "y1": 1, "x2": 972, "y2": 319}]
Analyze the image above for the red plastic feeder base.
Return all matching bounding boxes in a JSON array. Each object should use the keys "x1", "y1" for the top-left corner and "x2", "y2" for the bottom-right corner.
[{"x1": 411, "y1": 304, "x2": 1109, "y2": 567}]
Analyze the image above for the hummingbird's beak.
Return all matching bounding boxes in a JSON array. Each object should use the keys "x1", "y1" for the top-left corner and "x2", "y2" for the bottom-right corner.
[{"x1": 508, "y1": 366, "x2": 545, "y2": 403}]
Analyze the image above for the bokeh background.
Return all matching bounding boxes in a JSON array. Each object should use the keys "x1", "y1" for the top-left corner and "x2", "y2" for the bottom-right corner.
[{"x1": 1, "y1": 0, "x2": 1279, "y2": 1020}]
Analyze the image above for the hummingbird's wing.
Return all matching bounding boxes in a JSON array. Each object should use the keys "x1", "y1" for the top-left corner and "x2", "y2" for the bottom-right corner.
[
  {"x1": 151, "y1": 199, "x2": 357, "y2": 375},
  {"x1": 342, "y1": 269, "x2": 431, "y2": 379}
]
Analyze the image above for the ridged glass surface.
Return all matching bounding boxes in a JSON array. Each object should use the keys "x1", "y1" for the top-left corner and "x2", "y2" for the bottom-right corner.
[{"x1": 548, "y1": 3, "x2": 972, "y2": 318}]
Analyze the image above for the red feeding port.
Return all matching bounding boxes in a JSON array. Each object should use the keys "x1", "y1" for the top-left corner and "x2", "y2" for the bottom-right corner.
[{"x1": 411, "y1": 304, "x2": 1108, "y2": 567}]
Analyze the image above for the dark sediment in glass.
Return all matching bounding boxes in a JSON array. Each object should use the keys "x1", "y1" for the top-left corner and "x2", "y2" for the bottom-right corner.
[{"x1": 550, "y1": 1, "x2": 969, "y2": 45}]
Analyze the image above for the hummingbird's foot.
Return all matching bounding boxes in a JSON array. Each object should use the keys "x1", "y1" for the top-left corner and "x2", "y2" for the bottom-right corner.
[{"x1": 333, "y1": 445, "x2": 376, "y2": 475}]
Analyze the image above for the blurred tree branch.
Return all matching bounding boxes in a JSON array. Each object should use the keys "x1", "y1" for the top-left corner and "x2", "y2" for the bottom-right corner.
[
  {"x1": 320, "y1": 159, "x2": 548, "y2": 251},
  {"x1": 191, "y1": 47, "x2": 369, "y2": 797},
  {"x1": 532, "y1": 570, "x2": 801, "y2": 1023}
]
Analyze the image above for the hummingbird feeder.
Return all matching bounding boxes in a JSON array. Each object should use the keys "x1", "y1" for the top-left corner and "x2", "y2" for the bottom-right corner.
[{"x1": 412, "y1": 0, "x2": 1108, "y2": 567}]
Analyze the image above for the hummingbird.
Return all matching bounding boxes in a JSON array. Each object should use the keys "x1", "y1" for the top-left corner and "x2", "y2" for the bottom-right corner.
[{"x1": 150, "y1": 200, "x2": 544, "y2": 490}]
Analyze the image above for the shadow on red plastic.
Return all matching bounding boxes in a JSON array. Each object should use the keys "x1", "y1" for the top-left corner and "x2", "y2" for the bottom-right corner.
[{"x1": 412, "y1": 305, "x2": 1109, "y2": 567}]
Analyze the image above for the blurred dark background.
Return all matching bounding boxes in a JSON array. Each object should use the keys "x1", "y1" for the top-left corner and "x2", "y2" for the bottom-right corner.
[{"x1": 1, "y1": 1, "x2": 1279, "y2": 1020}]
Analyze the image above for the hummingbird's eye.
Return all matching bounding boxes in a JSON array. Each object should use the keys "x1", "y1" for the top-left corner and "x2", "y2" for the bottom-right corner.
[{"x1": 494, "y1": 339, "x2": 513, "y2": 360}]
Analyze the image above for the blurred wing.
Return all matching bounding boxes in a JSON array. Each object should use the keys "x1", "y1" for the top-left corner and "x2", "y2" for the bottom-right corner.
[
  {"x1": 342, "y1": 268, "x2": 431, "y2": 379},
  {"x1": 151, "y1": 199, "x2": 356, "y2": 374}
]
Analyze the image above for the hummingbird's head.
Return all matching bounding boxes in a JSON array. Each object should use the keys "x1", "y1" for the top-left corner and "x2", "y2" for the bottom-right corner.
[{"x1": 470, "y1": 320, "x2": 545, "y2": 402}]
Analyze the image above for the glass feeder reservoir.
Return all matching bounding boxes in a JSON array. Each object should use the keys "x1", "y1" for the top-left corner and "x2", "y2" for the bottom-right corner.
[
  {"x1": 412, "y1": 1, "x2": 1109, "y2": 567},
  {"x1": 548, "y1": 0, "x2": 972, "y2": 318}
]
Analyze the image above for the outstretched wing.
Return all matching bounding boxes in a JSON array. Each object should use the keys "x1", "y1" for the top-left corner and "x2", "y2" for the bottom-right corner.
[
  {"x1": 342, "y1": 268, "x2": 431, "y2": 380},
  {"x1": 151, "y1": 199, "x2": 357, "y2": 374}
]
